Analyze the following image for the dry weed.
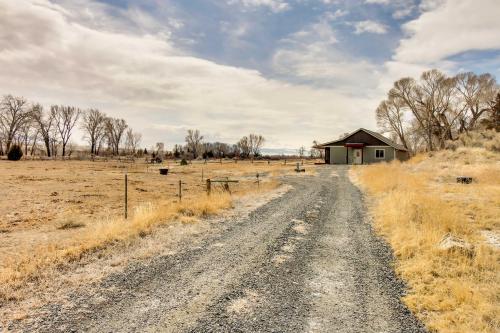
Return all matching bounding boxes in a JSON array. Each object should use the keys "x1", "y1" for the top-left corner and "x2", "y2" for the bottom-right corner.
[{"x1": 353, "y1": 147, "x2": 499, "y2": 333}]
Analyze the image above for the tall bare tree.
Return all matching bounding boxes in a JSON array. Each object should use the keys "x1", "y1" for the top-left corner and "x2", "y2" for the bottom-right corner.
[
  {"x1": 105, "y1": 118, "x2": 128, "y2": 155},
  {"x1": 455, "y1": 72, "x2": 498, "y2": 133},
  {"x1": 125, "y1": 128, "x2": 142, "y2": 154},
  {"x1": 0, "y1": 95, "x2": 31, "y2": 152},
  {"x1": 81, "y1": 109, "x2": 107, "y2": 155},
  {"x1": 54, "y1": 105, "x2": 81, "y2": 156},
  {"x1": 237, "y1": 136, "x2": 251, "y2": 158},
  {"x1": 248, "y1": 133, "x2": 265, "y2": 157},
  {"x1": 376, "y1": 97, "x2": 410, "y2": 151},
  {"x1": 185, "y1": 129, "x2": 204, "y2": 158},
  {"x1": 31, "y1": 104, "x2": 56, "y2": 157},
  {"x1": 389, "y1": 70, "x2": 457, "y2": 150}
]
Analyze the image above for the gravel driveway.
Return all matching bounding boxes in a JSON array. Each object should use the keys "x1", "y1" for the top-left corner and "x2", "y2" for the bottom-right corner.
[{"x1": 14, "y1": 166, "x2": 426, "y2": 333}]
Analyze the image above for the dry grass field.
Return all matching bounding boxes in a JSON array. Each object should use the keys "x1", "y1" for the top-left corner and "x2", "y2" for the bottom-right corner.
[
  {"x1": 352, "y1": 147, "x2": 499, "y2": 333},
  {"x1": 0, "y1": 158, "x2": 312, "y2": 305}
]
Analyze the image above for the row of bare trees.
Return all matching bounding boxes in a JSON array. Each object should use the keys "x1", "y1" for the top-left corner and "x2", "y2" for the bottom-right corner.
[
  {"x1": 0, "y1": 95, "x2": 142, "y2": 157},
  {"x1": 376, "y1": 70, "x2": 499, "y2": 153},
  {"x1": 166, "y1": 130, "x2": 266, "y2": 160}
]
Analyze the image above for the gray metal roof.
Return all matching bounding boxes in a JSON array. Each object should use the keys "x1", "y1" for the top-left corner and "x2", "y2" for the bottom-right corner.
[{"x1": 317, "y1": 128, "x2": 408, "y2": 151}]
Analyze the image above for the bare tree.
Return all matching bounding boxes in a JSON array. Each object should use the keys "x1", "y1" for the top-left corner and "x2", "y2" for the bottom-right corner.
[
  {"x1": 389, "y1": 70, "x2": 457, "y2": 150},
  {"x1": 105, "y1": 118, "x2": 128, "y2": 155},
  {"x1": 455, "y1": 72, "x2": 498, "y2": 133},
  {"x1": 81, "y1": 109, "x2": 107, "y2": 155},
  {"x1": 248, "y1": 133, "x2": 265, "y2": 157},
  {"x1": 53, "y1": 105, "x2": 81, "y2": 156},
  {"x1": 375, "y1": 97, "x2": 410, "y2": 151},
  {"x1": 237, "y1": 136, "x2": 251, "y2": 158},
  {"x1": 31, "y1": 104, "x2": 56, "y2": 157},
  {"x1": 312, "y1": 140, "x2": 324, "y2": 159},
  {"x1": 0, "y1": 95, "x2": 31, "y2": 152},
  {"x1": 125, "y1": 128, "x2": 142, "y2": 154},
  {"x1": 298, "y1": 146, "x2": 306, "y2": 158},
  {"x1": 17, "y1": 117, "x2": 37, "y2": 156},
  {"x1": 185, "y1": 129, "x2": 204, "y2": 158}
]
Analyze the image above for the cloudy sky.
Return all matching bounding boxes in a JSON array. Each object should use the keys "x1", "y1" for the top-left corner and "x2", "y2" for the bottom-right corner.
[{"x1": 1, "y1": 0, "x2": 499, "y2": 150}]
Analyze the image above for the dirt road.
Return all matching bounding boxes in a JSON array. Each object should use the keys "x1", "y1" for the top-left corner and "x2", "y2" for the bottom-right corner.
[{"x1": 15, "y1": 166, "x2": 426, "y2": 332}]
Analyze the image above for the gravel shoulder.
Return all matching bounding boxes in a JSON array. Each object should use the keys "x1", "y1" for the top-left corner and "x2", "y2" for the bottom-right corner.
[{"x1": 9, "y1": 166, "x2": 426, "y2": 333}]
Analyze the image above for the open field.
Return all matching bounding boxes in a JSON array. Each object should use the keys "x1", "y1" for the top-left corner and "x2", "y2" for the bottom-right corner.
[
  {"x1": 3, "y1": 167, "x2": 426, "y2": 332},
  {"x1": 352, "y1": 147, "x2": 500, "y2": 333},
  {"x1": 0, "y1": 158, "x2": 315, "y2": 306}
]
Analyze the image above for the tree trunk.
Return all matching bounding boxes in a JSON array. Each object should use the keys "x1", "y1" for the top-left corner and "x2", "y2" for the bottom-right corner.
[{"x1": 44, "y1": 138, "x2": 51, "y2": 157}]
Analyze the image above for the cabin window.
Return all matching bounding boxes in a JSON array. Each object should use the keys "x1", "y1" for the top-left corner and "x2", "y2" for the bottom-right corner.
[{"x1": 375, "y1": 149, "x2": 385, "y2": 159}]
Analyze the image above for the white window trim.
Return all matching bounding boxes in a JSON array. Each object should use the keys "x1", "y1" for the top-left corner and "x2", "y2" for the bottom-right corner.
[{"x1": 375, "y1": 148, "x2": 385, "y2": 159}]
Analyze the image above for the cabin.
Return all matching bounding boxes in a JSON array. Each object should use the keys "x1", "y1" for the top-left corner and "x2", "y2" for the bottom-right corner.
[{"x1": 315, "y1": 128, "x2": 409, "y2": 165}]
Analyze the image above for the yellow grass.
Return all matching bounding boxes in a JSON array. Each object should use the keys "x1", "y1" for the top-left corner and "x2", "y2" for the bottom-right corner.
[
  {"x1": 352, "y1": 148, "x2": 499, "y2": 333},
  {"x1": 0, "y1": 159, "x2": 313, "y2": 305}
]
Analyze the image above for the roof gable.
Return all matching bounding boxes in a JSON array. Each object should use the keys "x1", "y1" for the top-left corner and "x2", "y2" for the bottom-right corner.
[{"x1": 318, "y1": 128, "x2": 407, "y2": 151}]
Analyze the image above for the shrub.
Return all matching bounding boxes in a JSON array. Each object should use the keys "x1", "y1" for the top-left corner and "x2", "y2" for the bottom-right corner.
[
  {"x1": 180, "y1": 158, "x2": 188, "y2": 166},
  {"x1": 7, "y1": 145, "x2": 23, "y2": 161}
]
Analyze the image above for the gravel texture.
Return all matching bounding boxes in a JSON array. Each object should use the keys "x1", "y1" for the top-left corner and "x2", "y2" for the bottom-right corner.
[{"x1": 9, "y1": 166, "x2": 427, "y2": 333}]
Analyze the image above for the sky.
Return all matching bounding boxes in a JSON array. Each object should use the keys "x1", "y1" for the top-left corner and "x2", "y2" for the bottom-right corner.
[{"x1": 1, "y1": 0, "x2": 500, "y2": 151}]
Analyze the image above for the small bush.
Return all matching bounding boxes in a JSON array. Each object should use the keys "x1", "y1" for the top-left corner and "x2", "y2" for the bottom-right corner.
[
  {"x1": 7, "y1": 145, "x2": 23, "y2": 161},
  {"x1": 180, "y1": 158, "x2": 188, "y2": 166}
]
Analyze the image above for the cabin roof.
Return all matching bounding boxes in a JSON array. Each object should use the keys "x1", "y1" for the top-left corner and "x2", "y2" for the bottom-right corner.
[{"x1": 316, "y1": 128, "x2": 408, "y2": 151}]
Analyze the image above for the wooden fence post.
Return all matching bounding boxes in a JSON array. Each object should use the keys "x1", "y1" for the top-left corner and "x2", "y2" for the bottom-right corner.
[
  {"x1": 124, "y1": 172, "x2": 128, "y2": 219},
  {"x1": 201, "y1": 168, "x2": 204, "y2": 182},
  {"x1": 179, "y1": 179, "x2": 182, "y2": 202},
  {"x1": 206, "y1": 179, "x2": 211, "y2": 195}
]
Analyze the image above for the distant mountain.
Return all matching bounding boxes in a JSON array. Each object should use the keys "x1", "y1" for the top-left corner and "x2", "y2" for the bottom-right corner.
[{"x1": 260, "y1": 148, "x2": 302, "y2": 156}]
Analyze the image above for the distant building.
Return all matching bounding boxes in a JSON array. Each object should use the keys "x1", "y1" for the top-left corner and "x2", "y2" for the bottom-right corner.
[{"x1": 315, "y1": 128, "x2": 409, "y2": 164}]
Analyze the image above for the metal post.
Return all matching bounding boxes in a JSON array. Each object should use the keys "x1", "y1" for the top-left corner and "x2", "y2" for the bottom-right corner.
[
  {"x1": 179, "y1": 179, "x2": 182, "y2": 202},
  {"x1": 206, "y1": 179, "x2": 211, "y2": 195},
  {"x1": 125, "y1": 172, "x2": 128, "y2": 219}
]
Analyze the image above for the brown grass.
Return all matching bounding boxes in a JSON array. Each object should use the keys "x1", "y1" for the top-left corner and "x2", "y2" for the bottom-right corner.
[
  {"x1": 0, "y1": 159, "x2": 315, "y2": 305},
  {"x1": 352, "y1": 148, "x2": 499, "y2": 333}
]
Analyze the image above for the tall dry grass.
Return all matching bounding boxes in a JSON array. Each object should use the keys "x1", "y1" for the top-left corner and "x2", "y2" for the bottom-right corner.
[
  {"x1": 0, "y1": 179, "x2": 279, "y2": 305},
  {"x1": 353, "y1": 149, "x2": 499, "y2": 333}
]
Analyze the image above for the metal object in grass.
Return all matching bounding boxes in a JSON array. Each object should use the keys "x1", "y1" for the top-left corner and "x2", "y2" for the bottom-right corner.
[
  {"x1": 456, "y1": 176, "x2": 473, "y2": 184},
  {"x1": 295, "y1": 162, "x2": 305, "y2": 173}
]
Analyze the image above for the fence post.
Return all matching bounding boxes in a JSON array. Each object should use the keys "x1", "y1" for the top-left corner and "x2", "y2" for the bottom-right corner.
[
  {"x1": 206, "y1": 179, "x2": 211, "y2": 195},
  {"x1": 179, "y1": 179, "x2": 182, "y2": 202},
  {"x1": 124, "y1": 172, "x2": 128, "y2": 219},
  {"x1": 256, "y1": 173, "x2": 260, "y2": 188},
  {"x1": 201, "y1": 168, "x2": 204, "y2": 182}
]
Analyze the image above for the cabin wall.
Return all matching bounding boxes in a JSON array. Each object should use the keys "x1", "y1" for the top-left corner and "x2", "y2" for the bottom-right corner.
[{"x1": 363, "y1": 147, "x2": 395, "y2": 164}]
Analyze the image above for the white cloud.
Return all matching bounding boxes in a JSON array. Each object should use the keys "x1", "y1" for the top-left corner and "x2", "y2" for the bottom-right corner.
[
  {"x1": 365, "y1": 0, "x2": 390, "y2": 4},
  {"x1": 392, "y1": 6, "x2": 414, "y2": 19},
  {"x1": 353, "y1": 20, "x2": 388, "y2": 34},
  {"x1": 0, "y1": 0, "x2": 375, "y2": 148},
  {"x1": 395, "y1": 0, "x2": 500, "y2": 63},
  {"x1": 227, "y1": 0, "x2": 290, "y2": 12},
  {"x1": 324, "y1": 9, "x2": 349, "y2": 20},
  {"x1": 273, "y1": 16, "x2": 381, "y2": 95}
]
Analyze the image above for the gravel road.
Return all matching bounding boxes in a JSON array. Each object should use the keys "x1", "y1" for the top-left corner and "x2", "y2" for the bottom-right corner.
[{"x1": 14, "y1": 166, "x2": 426, "y2": 333}]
